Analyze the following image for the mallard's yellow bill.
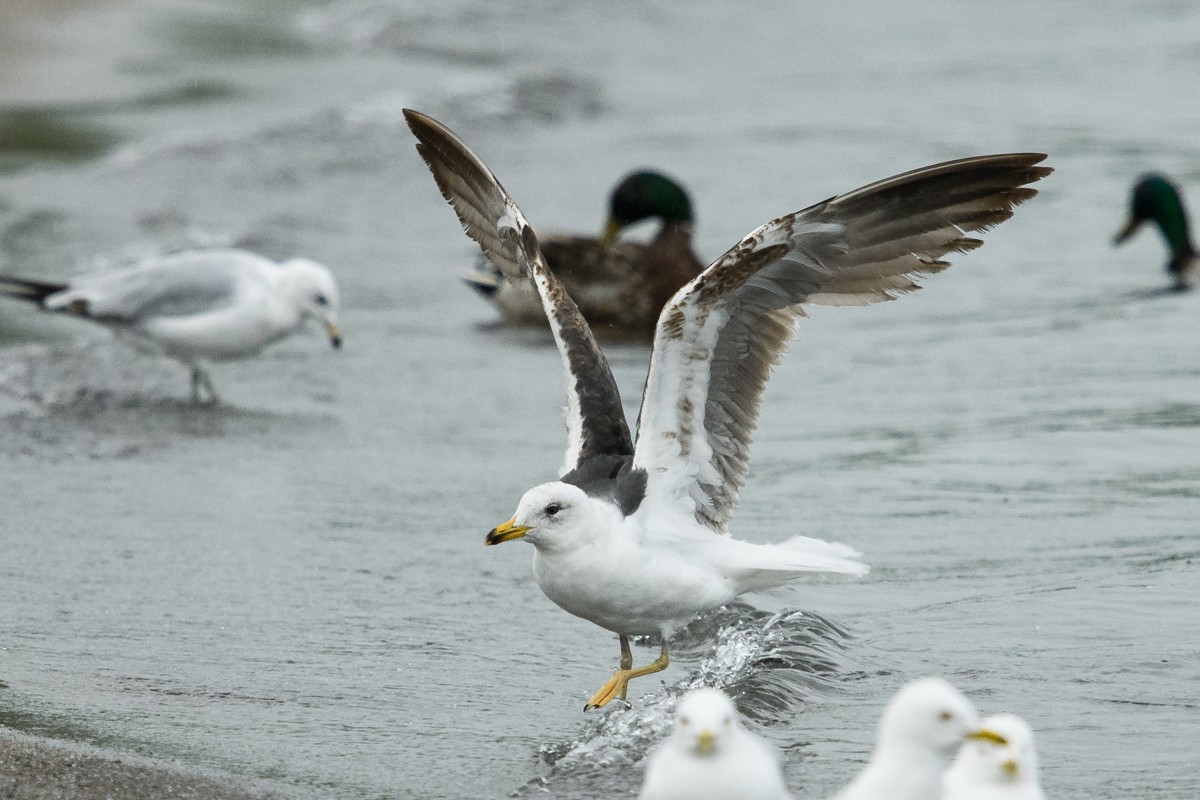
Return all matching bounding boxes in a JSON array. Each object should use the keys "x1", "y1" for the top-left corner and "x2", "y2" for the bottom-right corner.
[
  {"x1": 599, "y1": 218, "x2": 623, "y2": 244},
  {"x1": 1113, "y1": 216, "x2": 1141, "y2": 245}
]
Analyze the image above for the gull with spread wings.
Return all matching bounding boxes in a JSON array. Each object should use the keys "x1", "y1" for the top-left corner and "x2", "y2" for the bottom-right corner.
[{"x1": 405, "y1": 109, "x2": 1050, "y2": 710}]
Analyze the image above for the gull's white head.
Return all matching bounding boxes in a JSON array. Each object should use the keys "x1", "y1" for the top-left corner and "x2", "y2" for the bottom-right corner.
[
  {"x1": 279, "y1": 258, "x2": 342, "y2": 349},
  {"x1": 669, "y1": 688, "x2": 741, "y2": 757},
  {"x1": 875, "y1": 677, "x2": 981, "y2": 761},
  {"x1": 641, "y1": 687, "x2": 789, "y2": 800},
  {"x1": 485, "y1": 482, "x2": 608, "y2": 553},
  {"x1": 943, "y1": 713, "x2": 1043, "y2": 799}
]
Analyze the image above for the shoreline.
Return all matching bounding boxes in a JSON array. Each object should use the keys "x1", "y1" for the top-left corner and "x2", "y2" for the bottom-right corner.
[{"x1": 0, "y1": 727, "x2": 297, "y2": 800}]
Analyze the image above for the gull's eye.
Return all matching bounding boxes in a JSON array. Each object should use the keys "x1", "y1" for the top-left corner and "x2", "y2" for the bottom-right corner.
[
  {"x1": 724, "y1": 716, "x2": 732, "y2": 726},
  {"x1": 679, "y1": 716, "x2": 689, "y2": 726},
  {"x1": 545, "y1": 502, "x2": 562, "y2": 517},
  {"x1": 314, "y1": 294, "x2": 330, "y2": 307},
  {"x1": 940, "y1": 711, "x2": 954, "y2": 722}
]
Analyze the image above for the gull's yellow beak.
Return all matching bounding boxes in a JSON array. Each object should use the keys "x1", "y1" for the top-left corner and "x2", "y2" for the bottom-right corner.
[
  {"x1": 485, "y1": 517, "x2": 531, "y2": 546},
  {"x1": 599, "y1": 218, "x2": 624, "y2": 245},
  {"x1": 1000, "y1": 757, "x2": 1020, "y2": 778},
  {"x1": 324, "y1": 319, "x2": 343, "y2": 349},
  {"x1": 1113, "y1": 216, "x2": 1141, "y2": 245},
  {"x1": 966, "y1": 728, "x2": 1009, "y2": 747},
  {"x1": 696, "y1": 729, "x2": 715, "y2": 755}
]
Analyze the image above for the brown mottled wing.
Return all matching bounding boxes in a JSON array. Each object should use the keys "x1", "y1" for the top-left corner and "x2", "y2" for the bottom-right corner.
[
  {"x1": 403, "y1": 109, "x2": 633, "y2": 468},
  {"x1": 632, "y1": 153, "x2": 1052, "y2": 534}
]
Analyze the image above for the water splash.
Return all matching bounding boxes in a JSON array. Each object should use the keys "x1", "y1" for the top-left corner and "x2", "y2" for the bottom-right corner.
[{"x1": 515, "y1": 603, "x2": 855, "y2": 796}]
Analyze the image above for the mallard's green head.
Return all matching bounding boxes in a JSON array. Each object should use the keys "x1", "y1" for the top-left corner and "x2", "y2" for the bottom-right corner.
[
  {"x1": 1115, "y1": 173, "x2": 1194, "y2": 255},
  {"x1": 601, "y1": 171, "x2": 693, "y2": 242}
]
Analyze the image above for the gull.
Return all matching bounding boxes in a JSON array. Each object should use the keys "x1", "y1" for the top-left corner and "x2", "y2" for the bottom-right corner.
[
  {"x1": 404, "y1": 108, "x2": 1050, "y2": 710},
  {"x1": 942, "y1": 713, "x2": 1046, "y2": 800},
  {"x1": 0, "y1": 249, "x2": 342, "y2": 403},
  {"x1": 829, "y1": 677, "x2": 999, "y2": 800},
  {"x1": 638, "y1": 688, "x2": 791, "y2": 800}
]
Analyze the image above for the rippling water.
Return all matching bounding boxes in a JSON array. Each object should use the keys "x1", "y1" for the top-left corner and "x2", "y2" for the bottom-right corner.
[{"x1": 1, "y1": 1, "x2": 1198, "y2": 798}]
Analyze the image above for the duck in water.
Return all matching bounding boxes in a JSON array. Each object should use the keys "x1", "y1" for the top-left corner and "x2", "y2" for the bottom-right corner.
[
  {"x1": 462, "y1": 170, "x2": 704, "y2": 337},
  {"x1": 1114, "y1": 173, "x2": 1198, "y2": 290}
]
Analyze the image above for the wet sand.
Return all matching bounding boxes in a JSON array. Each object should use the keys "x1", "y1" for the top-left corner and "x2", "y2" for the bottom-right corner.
[{"x1": 0, "y1": 728, "x2": 295, "y2": 800}]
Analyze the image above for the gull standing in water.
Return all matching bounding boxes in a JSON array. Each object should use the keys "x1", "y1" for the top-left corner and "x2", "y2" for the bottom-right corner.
[
  {"x1": 0, "y1": 249, "x2": 342, "y2": 403},
  {"x1": 405, "y1": 108, "x2": 1050, "y2": 710}
]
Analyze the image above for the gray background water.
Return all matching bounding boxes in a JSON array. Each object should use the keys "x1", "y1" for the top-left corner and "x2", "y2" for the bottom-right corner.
[{"x1": 1, "y1": 0, "x2": 1197, "y2": 798}]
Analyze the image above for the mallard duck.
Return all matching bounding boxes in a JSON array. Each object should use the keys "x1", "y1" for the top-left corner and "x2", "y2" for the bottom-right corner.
[
  {"x1": 0, "y1": 249, "x2": 342, "y2": 403},
  {"x1": 461, "y1": 170, "x2": 704, "y2": 336},
  {"x1": 1114, "y1": 173, "x2": 1198, "y2": 290},
  {"x1": 405, "y1": 108, "x2": 1049, "y2": 710}
]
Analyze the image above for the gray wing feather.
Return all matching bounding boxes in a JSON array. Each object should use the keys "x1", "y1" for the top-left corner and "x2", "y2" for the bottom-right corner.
[
  {"x1": 634, "y1": 153, "x2": 1052, "y2": 534},
  {"x1": 404, "y1": 109, "x2": 634, "y2": 468},
  {"x1": 55, "y1": 253, "x2": 244, "y2": 321}
]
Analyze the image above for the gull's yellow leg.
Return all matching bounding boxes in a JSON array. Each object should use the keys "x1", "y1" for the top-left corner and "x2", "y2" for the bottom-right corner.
[
  {"x1": 585, "y1": 639, "x2": 669, "y2": 711},
  {"x1": 618, "y1": 635, "x2": 633, "y2": 701}
]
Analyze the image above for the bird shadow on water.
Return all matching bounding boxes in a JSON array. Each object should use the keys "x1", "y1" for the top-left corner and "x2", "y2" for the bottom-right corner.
[{"x1": 517, "y1": 603, "x2": 856, "y2": 797}]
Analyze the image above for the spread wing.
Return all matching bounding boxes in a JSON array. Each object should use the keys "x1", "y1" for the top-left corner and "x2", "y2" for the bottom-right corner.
[
  {"x1": 632, "y1": 153, "x2": 1052, "y2": 533},
  {"x1": 403, "y1": 109, "x2": 633, "y2": 470}
]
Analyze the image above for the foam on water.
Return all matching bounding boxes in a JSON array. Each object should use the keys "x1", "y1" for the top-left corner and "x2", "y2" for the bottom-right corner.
[{"x1": 519, "y1": 603, "x2": 855, "y2": 796}]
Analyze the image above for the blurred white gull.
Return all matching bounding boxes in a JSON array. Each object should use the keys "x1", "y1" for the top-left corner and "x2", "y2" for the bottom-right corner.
[
  {"x1": 0, "y1": 249, "x2": 342, "y2": 403},
  {"x1": 942, "y1": 713, "x2": 1046, "y2": 800},
  {"x1": 830, "y1": 677, "x2": 995, "y2": 800},
  {"x1": 639, "y1": 688, "x2": 791, "y2": 800}
]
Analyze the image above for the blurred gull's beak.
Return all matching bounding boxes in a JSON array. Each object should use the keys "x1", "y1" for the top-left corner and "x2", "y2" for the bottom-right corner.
[
  {"x1": 324, "y1": 319, "x2": 343, "y2": 349},
  {"x1": 486, "y1": 517, "x2": 530, "y2": 546},
  {"x1": 966, "y1": 728, "x2": 1009, "y2": 746},
  {"x1": 696, "y1": 729, "x2": 715, "y2": 755}
]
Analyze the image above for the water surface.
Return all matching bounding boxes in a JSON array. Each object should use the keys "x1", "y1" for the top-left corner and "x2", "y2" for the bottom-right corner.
[{"x1": 1, "y1": 1, "x2": 1198, "y2": 798}]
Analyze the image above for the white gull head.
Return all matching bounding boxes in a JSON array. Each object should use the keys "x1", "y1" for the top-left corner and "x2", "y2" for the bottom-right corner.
[
  {"x1": 942, "y1": 713, "x2": 1045, "y2": 800},
  {"x1": 832, "y1": 677, "x2": 980, "y2": 800},
  {"x1": 485, "y1": 482, "x2": 617, "y2": 554},
  {"x1": 277, "y1": 258, "x2": 342, "y2": 347},
  {"x1": 639, "y1": 687, "x2": 791, "y2": 800}
]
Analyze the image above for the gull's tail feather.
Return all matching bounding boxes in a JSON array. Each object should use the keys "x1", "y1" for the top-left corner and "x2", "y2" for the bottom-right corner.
[
  {"x1": 723, "y1": 535, "x2": 868, "y2": 594},
  {"x1": 0, "y1": 276, "x2": 67, "y2": 306}
]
